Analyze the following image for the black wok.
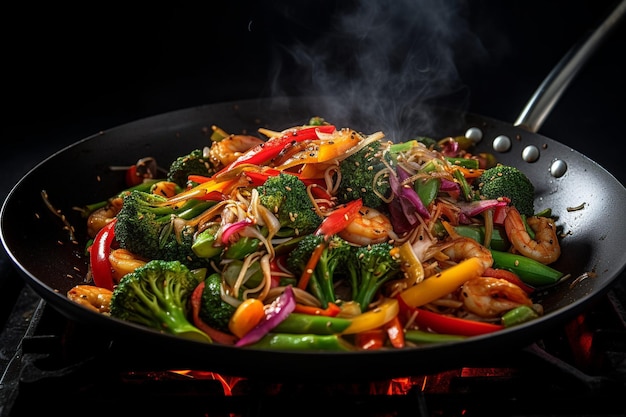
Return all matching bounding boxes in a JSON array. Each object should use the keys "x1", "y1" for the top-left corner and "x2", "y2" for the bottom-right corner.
[
  {"x1": 3, "y1": 1, "x2": 626, "y2": 380},
  {"x1": 2, "y1": 94, "x2": 626, "y2": 380}
]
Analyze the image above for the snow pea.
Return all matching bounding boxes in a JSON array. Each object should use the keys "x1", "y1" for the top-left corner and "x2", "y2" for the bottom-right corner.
[
  {"x1": 273, "y1": 313, "x2": 352, "y2": 334},
  {"x1": 248, "y1": 333, "x2": 355, "y2": 351},
  {"x1": 490, "y1": 249, "x2": 563, "y2": 286}
]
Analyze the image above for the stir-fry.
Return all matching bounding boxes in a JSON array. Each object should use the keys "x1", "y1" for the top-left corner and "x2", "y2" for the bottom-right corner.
[{"x1": 67, "y1": 117, "x2": 565, "y2": 350}]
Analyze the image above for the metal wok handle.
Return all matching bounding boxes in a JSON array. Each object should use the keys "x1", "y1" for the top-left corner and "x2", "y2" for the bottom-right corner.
[{"x1": 514, "y1": 0, "x2": 626, "y2": 133}]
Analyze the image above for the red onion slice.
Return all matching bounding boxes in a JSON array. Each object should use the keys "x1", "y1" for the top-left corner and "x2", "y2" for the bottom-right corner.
[{"x1": 235, "y1": 285, "x2": 296, "y2": 347}]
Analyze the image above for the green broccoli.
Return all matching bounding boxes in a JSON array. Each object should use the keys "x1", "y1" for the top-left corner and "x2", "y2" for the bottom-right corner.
[
  {"x1": 166, "y1": 149, "x2": 215, "y2": 188},
  {"x1": 347, "y1": 242, "x2": 401, "y2": 312},
  {"x1": 198, "y1": 272, "x2": 237, "y2": 333},
  {"x1": 109, "y1": 259, "x2": 211, "y2": 342},
  {"x1": 114, "y1": 190, "x2": 217, "y2": 268},
  {"x1": 477, "y1": 165, "x2": 535, "y2": 216},
  {"x1": 336, "y1": 139, "x2": 392, "y2": 210},
  {"x1": 256, "y1": 172, "x2": 322, "y2": 237},
  {"x1": 286, "y1": 234, "x2": 352, "y2": 308}
]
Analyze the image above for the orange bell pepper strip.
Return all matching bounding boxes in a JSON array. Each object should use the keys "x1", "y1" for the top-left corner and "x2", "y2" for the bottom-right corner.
[
  {"x1": 228, "y1": 298, "x2": 266, "y2": 339},
  {"x1": 296, "y1": 240, "x2": 327, "y2": 290},
  {"x1": 316, "y1": 128, "x2": 364, "y2": 162},
  {"x1": 293, "y1": 301, "x2": 341, "y2": 317}
]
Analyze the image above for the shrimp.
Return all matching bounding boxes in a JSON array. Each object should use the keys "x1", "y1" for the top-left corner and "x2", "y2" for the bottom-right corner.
[
  {"x1": 208, "y1": 134, "x2": 265, "y2": 169},
  {"x1": 109, "y1": 248, "x2": 147, "y2": 283},
  {"x1": 461, "y1": 277, "x2": 532, "y2": 318},
  {"x1": 338, "y1": 206, "x2": 395, "y2": 246},
  {"x1": 86, "y1": 199, "x2": 123, "y2": 238},
  {"x1": 504, "y1": 206, "x2": 561, "y2": 264},
  {"x1": 67, "y1": 285, "x2": 113, "y2": 314},
  {"x1": 438, "y1": 236, "x2": 494, "y2": 274}
]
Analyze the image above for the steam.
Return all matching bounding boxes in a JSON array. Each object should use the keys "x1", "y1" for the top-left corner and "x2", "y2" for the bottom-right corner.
[{"x1": 265, "y1": 0, "x2": 486, "y2": 140}]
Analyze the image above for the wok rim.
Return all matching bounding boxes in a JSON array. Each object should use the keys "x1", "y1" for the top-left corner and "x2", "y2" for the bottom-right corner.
[{"x1": 2, "y1": 96, "x2": 625, "y2": 380}]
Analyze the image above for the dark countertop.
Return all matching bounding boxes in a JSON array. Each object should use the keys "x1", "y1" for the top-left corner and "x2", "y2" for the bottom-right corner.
[{"x1": 2, "y1": 1, "x2": 625, "y2": 292}]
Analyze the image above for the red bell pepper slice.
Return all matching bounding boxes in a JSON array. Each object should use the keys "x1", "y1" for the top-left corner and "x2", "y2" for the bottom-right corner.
[
  {"x1": 125, "y1": 165, "x2": 143, "y2": 187},
  {"x1": 483, "y1": 267, "x2": 535, "y2": 294},
  {"x1": 89, "y1": 219, "x2": 118, "y2": 291},
  {"x1": 218, "y1": 125, "x2": 336, "y2": 174},
  {"x1": 384, "y1": 315, "x2": 406, "y2": 348},
  {"x1": 244, "y1": 169, "x2": 325, "y2": 188},
  {"x1": 314, "y1": 198, "x2": 363, "y2": 239},
  {"x1": 355, "y1": 329, "x2": 386, "y2": 350},
  {"x1": 190, "y1": 281, "x2": 237, "y2": 345},
  {"x1": 397, "y1": 295, "x2": 503, "y2": 337}
]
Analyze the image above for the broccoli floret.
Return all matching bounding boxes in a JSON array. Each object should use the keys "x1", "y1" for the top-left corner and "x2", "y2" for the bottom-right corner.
[
  {"x1": 336, "y1": 140, "x2": 392, "y2": 210},
  {"x1": 114, "y1": 190, "x2": 216, "y2": 268},
  {"x1": 286, "y1": 234, "x2": 352, "y2": 308},
  {"x1": 167, "y1": 149, "x2": 215, "y2": 188},
  {"x1": 198, "y1": 272, "x2": 237, "y2": 332},
  {"x1": 347, "y1": 242, "x2": 401, "y2": 312},
  {"x1": 109, "y1": 259, "x2": 211, "y2": 342},
  {"x1": 477, "y1": 165, "x2": 535, "y2": 216},
  {"x1": 256, "y1": 172, "x2": 322, "y2": 237}
]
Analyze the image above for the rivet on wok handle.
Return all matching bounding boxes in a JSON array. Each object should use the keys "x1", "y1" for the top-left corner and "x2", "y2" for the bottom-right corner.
[
  {"x1": 464, "y1": 127, "x2": 483, "y2": 143},
  {"x1": 521, "y1": 145, "x2": 540, "y2": 163},
  {"x1": 492, "y1": 135, "x2": 511, "y2": 153},
  {"x1": 550, "y1": 159, "x2": 568, "y2": 178}
]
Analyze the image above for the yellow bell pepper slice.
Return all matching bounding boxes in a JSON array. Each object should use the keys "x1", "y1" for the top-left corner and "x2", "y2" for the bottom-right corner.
[
  {"x1": 399, "y1": 257, "x2": 484, "y2": 308},
  {"x1": 394, "y1": 241, "x2": 425, "y2": 285},
  {"x1": 341, "y1": 297, "x2": 399, "y2": 335}
]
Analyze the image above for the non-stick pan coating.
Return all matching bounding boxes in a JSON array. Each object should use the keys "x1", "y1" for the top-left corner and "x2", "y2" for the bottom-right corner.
[{"x1": 2, "y1": 96, "x2": 626, "y2": 380}]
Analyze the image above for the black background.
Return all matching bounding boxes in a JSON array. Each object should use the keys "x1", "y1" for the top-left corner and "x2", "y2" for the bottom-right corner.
[
  {"x1": 3, "y1": 1, "x2": 625, "y2": 191},
  {"x1": 2, "y1": 0, "x2": 625, "y2": 270}
]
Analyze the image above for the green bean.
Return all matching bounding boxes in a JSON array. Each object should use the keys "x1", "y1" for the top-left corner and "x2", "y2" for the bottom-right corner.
[
  {"x1": 248, "y1": 333, "x2": 355, "y2": 351},
  {"x1": 404, "y1": 329, "x2": 466, "y2": 344},
  {"x1": 501, "y1": 305, "x2": 539, "y2": 327}
]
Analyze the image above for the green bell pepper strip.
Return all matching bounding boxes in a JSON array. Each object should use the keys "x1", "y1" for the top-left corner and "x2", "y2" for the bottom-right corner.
[
  {"x1": 501, "y1": 305, "x2": 540, "y2": 327},
  {"x1": 225, "y1": 236, "x2": 261, "y2": 260},
  {"x1": 246, "y1": 333, "x2": 355, "y2": 351},
  {"x1": 273, "y1": 313, "x2": 352, "y2": 334},
  {"x1": 445, "y1": 157, "x2": 480, "y2": 169},
  {"x1": 452, "y1": 168, "x2": 473, "y2": 201},
  {"x1": 490, "y1": 249, "x2": 564, "y2": 286},
  {"x1": 404, "y1": 329, "x2": 467, "y2": 344},
  {"x1": 191, "y1": 226, "x2": 223, "y2": 258}
]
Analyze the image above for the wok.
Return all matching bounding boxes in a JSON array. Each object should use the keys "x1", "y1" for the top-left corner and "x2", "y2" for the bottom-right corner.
[{"x1": 2, "y1": 8, "x2": 626, "y2": 381}]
